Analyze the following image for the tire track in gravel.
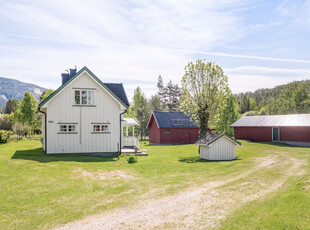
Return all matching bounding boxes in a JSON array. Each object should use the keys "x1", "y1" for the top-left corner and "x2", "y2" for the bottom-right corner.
[{"x1": 54, "y1": 155, "x2": 307, "y2": 230}]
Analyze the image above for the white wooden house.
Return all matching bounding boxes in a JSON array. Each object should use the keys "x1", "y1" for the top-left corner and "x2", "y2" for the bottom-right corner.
[
  {"x1": 38, "y1": 66, "x2": 136, "y2": 155},
  {"x1": 195, "y1": 134, "x2": 241, "y2": 160}
]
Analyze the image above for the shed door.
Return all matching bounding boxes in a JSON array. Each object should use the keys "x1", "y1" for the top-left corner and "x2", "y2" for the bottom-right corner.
[{"x1": 272, "y1": 127, "x2": 279, "y2": 141}]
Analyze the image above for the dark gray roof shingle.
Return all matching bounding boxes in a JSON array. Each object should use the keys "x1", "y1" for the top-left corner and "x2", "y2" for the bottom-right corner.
[
  {"x1": 104, "y1": 83, "x2": 129, "y2": 107},
  {"x1": 151, "y1": 111, "x2": 198, "y2": 128}
]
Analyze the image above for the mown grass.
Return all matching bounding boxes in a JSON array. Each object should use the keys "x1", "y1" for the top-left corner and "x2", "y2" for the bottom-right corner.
[{"x1": 0, "y1": 138, "x2": 309, "y2": 229}]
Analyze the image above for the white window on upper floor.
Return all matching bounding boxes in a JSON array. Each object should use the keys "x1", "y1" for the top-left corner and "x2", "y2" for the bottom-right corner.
[{"x1": 75, "y1": 90, "x2": 94, "y2": 105}]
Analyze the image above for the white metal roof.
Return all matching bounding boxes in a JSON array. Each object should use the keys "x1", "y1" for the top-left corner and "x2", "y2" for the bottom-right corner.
[
  {"x1": 231, "y1": 114, "x2": 310, "y2": 127},
  {"x1": 122, "y1": 118, "x2": 140, "y2": 126}
]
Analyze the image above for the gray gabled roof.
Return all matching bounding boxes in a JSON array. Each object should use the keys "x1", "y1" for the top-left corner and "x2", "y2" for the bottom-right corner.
[
  {"x1": 147, "y1": 111, "x2": 198, "y2": 128},
  {"x1": 39, "y1": 66, "x2": 129, "y2": 108},
  {"x1": 195, "y1": 133, "x2": 241, "y2": 146},
  {"x1": 231, "y1": 114, "x2": 310, "y2": 127}
]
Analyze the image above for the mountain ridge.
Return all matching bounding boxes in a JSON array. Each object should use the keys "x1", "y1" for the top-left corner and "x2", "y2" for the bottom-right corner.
[{"x1": 0, "y1": 76, "x2": 46, "y2": 108}]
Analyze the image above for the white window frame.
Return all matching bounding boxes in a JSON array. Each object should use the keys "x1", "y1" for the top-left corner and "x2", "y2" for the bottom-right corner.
[
  {"x1": 272, "y1": 127, "x2": 280, "y2": 142},
  {"x1": 58, "y1": 124, "x2": 78, "y2": 134},
  {"x1": 74, "y1": 90, "x2": 95, "y2": 105},
  {"x1": 92, "y1": 123, "x2": 111, "y2": 134}
]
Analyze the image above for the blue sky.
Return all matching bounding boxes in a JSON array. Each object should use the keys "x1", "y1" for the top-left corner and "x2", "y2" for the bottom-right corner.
[{"x1": 1, "y1": 0, "x2": 310, "y2": 100}]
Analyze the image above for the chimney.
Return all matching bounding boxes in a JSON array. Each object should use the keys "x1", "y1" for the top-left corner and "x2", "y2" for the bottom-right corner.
[
  {"x1": 61, "y1": 72, "x2": 70, "y2": 85},
  {"x1": 69, "y1": 67, "x2": 77, "y2": 78},
  {"x1": 61, "y1": 66, "x2": 77, "y2": 85}
]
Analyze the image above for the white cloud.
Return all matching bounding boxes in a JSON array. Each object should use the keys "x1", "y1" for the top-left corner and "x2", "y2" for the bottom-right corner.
[
  {"x1": 0, "y1": 0, "x2": 309, "y2": 103},
  {"x1": 229, "y1": 73, "x2": 308, "y2": 94}
]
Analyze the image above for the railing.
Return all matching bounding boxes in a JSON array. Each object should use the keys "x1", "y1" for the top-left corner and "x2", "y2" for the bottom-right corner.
[{"x1": 123, "y1": 136, "x2": 140, "y2": 148}]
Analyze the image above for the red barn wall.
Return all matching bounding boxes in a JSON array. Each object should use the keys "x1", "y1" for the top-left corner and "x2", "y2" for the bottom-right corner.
[
  {"x1": 234, "y1": 126, "x2": 310, "y2": 142},
  {"x1": 280, "y1": 127, "x2": 310, "y2": 142},
  {"x1": 148, "y1": 116, "x2": 160, "y2": 144},
  {"x1": 159, "y1": 127, "x2": 199, "y2": 144},
  {"x1": 234, "y1": 127, "x2": 272, "y2": 142}
]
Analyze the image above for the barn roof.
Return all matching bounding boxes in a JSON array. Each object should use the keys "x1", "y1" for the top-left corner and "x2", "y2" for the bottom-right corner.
[
  {"x1": 147, "y1": 111, "x2": 198, "y2": 128},
  {"x1": 195, "y1": 133, "x2": 241, "y2": 146},
  {"x1": 231, "y1": 114, "x2": 310, "y2": 127},
  {"x1": 39, "y1": 66, "x2": 129, "y2": 108}
]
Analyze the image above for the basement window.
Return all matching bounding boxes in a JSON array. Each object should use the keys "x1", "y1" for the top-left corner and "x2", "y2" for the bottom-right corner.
[{"x1": 164, "y1": 129, "x2": 170, "y2": 134}]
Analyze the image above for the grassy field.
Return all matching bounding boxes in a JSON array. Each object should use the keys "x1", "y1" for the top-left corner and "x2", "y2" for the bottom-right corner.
[{"x1": 0, "y1": 138, "x2": 309, "y2": 229}]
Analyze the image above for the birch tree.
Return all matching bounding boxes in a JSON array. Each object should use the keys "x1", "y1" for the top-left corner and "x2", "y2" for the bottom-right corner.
[{"x1": 181, "y1": 60, "x2": 230, "y2": 137}]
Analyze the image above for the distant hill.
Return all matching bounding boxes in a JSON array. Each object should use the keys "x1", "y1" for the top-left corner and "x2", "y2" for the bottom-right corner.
[
  {"x1": 0, "y1": 77, "x2": 46, "y2": 108},
  {"x1": 236, "y1": 80, "x2": 310, "y2": 105},
  {"x1": 235, "y1": 79, "x2": 310, "y2": 114}
]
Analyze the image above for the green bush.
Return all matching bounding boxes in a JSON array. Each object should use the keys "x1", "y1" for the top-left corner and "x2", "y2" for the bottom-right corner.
[
  {"x1": 0, "y1": 130, "x2": 13, "y2": 143},
  {"x1": 126, "y1": 154, "x2": 138, "y2": 164}
]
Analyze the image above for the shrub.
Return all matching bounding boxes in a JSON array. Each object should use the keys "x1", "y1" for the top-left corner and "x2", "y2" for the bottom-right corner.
[
  {"x1": 126, "y1": 154, "x2": 138, "y2": 164},
  {"x1": 0, "y1": 115, "x2": 12, "y2": 130},
  {"x1": 0, "y1": 130, "x2": 13, "y2": 143},
  {"x1": 12, "y1": 122, "x2": 30, "y2": 139}
]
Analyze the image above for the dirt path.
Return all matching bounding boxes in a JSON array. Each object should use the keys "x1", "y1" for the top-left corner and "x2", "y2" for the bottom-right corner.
[{"x1": 54, "y1": 155, "x2": 306, "y2": 230}]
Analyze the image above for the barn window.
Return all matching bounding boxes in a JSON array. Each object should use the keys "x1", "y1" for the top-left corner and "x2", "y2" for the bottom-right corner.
[
  {"x1": 74, "y1": 90, "x2": 94, "y2": 105},
  {"x1": 164, "y1": 129, "x2": 170, "y2": 134}
]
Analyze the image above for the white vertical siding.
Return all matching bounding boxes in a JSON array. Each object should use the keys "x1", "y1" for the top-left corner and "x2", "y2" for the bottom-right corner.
[
  {"x1": 199, "y1": 136, "x2": 236, "y2": 160},
  {"x1": 44, "y1": 72, "x2": 124, "y2": 154},
  {"x1": 199, "y1": 146, "x2": 209, "y2": 160}
]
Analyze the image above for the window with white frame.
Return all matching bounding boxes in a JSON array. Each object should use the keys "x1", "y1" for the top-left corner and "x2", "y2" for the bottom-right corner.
[
  {"x1": 75, "y1": 90, "x2": 94, "y2": 105},
  {"x1": 92, "y1": 124, "x2": 110, "y2": 133},
  {"x1": 59, "y1": 124, "x2": 76, "y2": 133}
]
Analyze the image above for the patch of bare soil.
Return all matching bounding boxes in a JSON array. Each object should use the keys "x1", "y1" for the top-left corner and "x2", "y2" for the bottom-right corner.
[
  {"x1": 56, "y1": 155, "x2": 306, "y2": 230},
  {"x1": 72, "y1": 168, "x2": 134, "y2": 180}
]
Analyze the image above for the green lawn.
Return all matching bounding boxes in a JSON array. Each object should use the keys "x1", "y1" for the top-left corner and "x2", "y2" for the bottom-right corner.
[{"x1": 0, "y1": 138, "x2": 309, "y2": 229}]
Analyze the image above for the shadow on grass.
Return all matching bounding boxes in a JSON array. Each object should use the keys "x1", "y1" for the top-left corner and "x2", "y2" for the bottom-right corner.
[
  {"x1": 179, "y1": 156, "x2": 241, "y2": 163},
  {"x1": 239, "y1": 139, "x2": 310, "y2": 148},
  {"x1": 11, "y1": 148, "x2": 118, "y2": 163}
]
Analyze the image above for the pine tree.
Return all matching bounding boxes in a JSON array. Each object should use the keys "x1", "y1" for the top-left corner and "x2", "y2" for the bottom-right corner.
[{"x1": 4, "y1": 98, "x2": 18, "y2": 114}]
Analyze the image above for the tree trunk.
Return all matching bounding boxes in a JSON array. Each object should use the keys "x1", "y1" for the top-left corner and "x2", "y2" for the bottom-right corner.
[
  {"x1": 140, "y1": 120, "x2": 143, "y2": 140},
  {"x1": 198, "y1": 104, "x2": 210, "y2": 138}
]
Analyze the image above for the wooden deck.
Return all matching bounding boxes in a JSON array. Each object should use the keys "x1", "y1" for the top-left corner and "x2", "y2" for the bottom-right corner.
[{"x1": 121, "y1": 148, "x2": 148, "y2": 156}]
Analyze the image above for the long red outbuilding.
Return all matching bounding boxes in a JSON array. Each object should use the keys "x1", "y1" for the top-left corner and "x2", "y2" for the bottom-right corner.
[
  {"x1": 147, "y1": 111, "x2": 199, "y2": 144},
  {"x1": 231, "y1": 114, "x2": 310, "y2": 146}
]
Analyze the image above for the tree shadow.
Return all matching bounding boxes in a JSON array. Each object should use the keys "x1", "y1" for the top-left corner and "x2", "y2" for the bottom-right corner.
[
  {"x1": 179, "y1": 156, "x2": 241, "y2": 163},
  {"x1": 11, "y1": 148, "x2": 118, "y2": 163}
]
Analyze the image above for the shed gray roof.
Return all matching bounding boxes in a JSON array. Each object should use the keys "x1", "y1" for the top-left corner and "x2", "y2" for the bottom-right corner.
[
  {"x1": 231, "y1": 114, "x2": 310, "y2": 127},
  {"x1": 195, "y1": 133, "x2": 241, "y2": 146}
]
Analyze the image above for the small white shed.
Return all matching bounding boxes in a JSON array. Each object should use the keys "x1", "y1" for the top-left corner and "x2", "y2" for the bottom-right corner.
[{"x1": 195, "y1": 134, "x2": 241, "y2": 161}]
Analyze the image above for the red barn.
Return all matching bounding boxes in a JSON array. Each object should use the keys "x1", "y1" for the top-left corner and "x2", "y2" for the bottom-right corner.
[
  {"x1": 147, "y1": 111, "x2": 199, "y2": 144},
  {"x1": 231, "y1": 114, "x2": 310, "y2": 146}
]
